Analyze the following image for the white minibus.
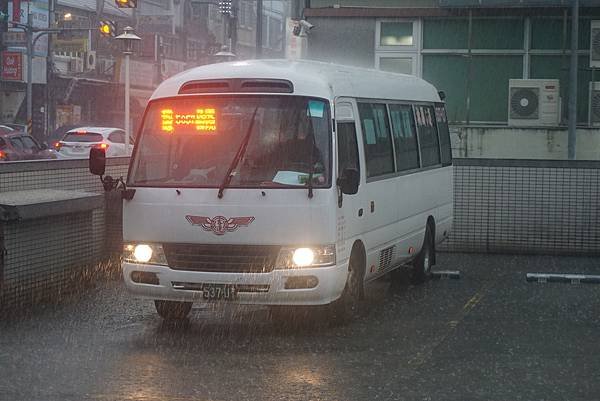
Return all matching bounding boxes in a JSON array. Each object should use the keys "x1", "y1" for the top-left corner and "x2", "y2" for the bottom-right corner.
[{"x1": 90, "y1": 60, "x2": 453, "y2": 320}]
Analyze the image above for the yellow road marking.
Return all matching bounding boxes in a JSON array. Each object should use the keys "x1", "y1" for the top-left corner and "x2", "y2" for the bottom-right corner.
[{"x1": 463, "y1": 292, "x2": 483, "y2": 312}]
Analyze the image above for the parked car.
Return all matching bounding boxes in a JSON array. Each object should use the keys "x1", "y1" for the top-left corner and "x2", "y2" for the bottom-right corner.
[
  {"x1": 0, "y1": 131, "x2": 56, "y2": 162},
  {"x1": 46, "y1": 123, "x2": 91, "y2": 150},
  {"x1": 1, "y1": 122, "x2": 28, "y2": 132},
  {"x1": 0, "y1": 125, "x2": 15, "y2": 134},
  {"x1": 54, "y1": 127, "x2": 133, "y2": 159}
]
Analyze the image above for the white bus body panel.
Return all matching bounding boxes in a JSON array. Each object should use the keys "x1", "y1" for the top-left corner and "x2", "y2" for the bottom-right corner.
[
  {"x1": 122, "y1": 187, "x2": 349, "y2": 305},
  {"x1": 334, "y1": 98, "x2": 452, "y2": 282}
]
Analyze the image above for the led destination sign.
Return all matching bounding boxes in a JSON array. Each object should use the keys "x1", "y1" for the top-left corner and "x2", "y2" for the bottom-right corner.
[{"x1": 160, "y1": 108, "x2": 217, "y2": 133}]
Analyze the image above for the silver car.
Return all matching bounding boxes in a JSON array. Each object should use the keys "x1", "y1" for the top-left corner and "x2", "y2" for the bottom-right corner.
[{"x1": 54, "y1": 127, "x2": 134, "y2": 159}]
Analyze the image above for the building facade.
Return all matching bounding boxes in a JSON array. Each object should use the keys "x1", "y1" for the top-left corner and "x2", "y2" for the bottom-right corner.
[
  {"x1": 305, "y1": 1, "x2": 600, "y2": 126},
  {"x1": 0, "y1": 0, "x2": 292, "y2": 140}
]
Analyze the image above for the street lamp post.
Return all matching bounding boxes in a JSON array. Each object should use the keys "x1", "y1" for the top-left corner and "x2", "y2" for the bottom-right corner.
[
  {"x1": 214, "y1": 45, "x2": 236, "y2": 63},
  {"x1": 115, "y1": 26, "x2": 141, "y2": 155}
]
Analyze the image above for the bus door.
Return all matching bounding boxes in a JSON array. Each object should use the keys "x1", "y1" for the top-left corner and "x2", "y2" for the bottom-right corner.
[{"x1": 334, "y1": 99, "x2": 364, "y2": 268}]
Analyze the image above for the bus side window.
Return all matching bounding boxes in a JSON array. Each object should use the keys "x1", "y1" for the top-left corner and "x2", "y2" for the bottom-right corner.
[
  {"x1": 435, "y1": 103, "x2": 452, "y2": 166},
  {"x1": 389, "y1": 104, "x2": 420, "y2": 171},
  {"x1": 337, "y1": 122, "x2": 360, "y2": 177},
  {"x1": 358, "y1": 103, "x2": 394, "y2": 178},
  {"x1": 415, "y1": 105, "x2": 441, "y2": 167}
]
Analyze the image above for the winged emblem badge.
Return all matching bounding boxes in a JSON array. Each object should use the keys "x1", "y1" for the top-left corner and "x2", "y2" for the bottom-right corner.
[{"x1": 186, "y1": 215, "x2": 255, "y2": 236}]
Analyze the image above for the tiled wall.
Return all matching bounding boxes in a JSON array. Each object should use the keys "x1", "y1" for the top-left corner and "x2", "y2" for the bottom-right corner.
[
  {"x1": 1, "y1": 212, "x2": 95, "y2": 306},
  {"x1": 439, "y1": 159, "x2": 600, "y2": 255},
  {"x1": 0, "y1": 158, "x2": 130, "y2": 192},
  {"x1": 0, "y1": 158, "x2": 129, "y2": 307}
]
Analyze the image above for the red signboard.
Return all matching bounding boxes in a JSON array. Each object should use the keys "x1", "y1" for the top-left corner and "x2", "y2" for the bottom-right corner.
[
  {"x1": 1, "y1": 52, "x2": 23, "y2": 81},
  {"x1": 12, "y1": 0, "x2": 21, "y2": 23}
]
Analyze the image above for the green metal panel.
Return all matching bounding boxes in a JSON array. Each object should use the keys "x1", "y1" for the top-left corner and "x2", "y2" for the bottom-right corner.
[
  {"x1": 423, "y1": 18, "x2": 469, "y2": 49},
  {"x1": 531, "y1": 18, "x2": 591, "y2": 50},
  {"x1": 530, "y1": 55, "x2": 591, "y2": 123},
  {"x1": 424, "y1": 55, "x2": 523, "y2": 122},
  {"x1": 470, "y1": 56, "x2": 523, "y2": 122},
  {"x1": 422, "y1": 55, "x2": 468, "y2": 122},
  {"x1": 471, "y1": 18, "x2": 524, "y2": 49},
  {"x1": 424, "y1": 18, "x2": 523, "y2": 50},
  {"x1": 309, "y1": 0, "x2": 438, "y2": 7},
  {"x1": 573, "y1": 19, "x2": 591, "y2": 51},
  {"x1": 440, "y1": 0, "x2": 600, "y2": 6},
  {"x1": 531, "y1": 18, "x2": 564, "y2": 50}
]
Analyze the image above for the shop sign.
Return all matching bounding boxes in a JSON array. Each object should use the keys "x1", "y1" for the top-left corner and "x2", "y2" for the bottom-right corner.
[{"x1": 1, "y1": 52, "x2": 23, "y2": 81}]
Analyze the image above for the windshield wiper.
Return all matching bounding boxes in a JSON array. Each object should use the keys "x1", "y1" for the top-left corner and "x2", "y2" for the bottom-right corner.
[
  {"x1": 218, "y1": 107, "x2": 259, "y2": 199},
  {"x1": 306, "y1": 115, "x2": 317, "y2": 199}
]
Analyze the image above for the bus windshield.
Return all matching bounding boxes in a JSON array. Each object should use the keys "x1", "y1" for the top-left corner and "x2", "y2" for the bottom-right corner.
[{"x1": 130, "y1": 95, "x2": 332, "y2": 189}]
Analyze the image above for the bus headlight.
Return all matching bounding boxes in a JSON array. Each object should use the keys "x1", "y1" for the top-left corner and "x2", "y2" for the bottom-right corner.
[
  {"x1": 123, "y1": 243, "x2": 168, "y2": 265},
  {"x1": 293, "y1": 248, "x2": 315, "y2": 267},
  {"x1": 276, "y1": 245, "x2": 335, "y2": 269}
]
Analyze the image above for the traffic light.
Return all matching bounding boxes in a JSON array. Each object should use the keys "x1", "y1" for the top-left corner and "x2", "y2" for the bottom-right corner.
[
  {"x1": 115, "y1": 0, "x2": 137, "y2": 8},
  {"x1": 99, "y1": 20, "x2": 116, "y2": 37}
]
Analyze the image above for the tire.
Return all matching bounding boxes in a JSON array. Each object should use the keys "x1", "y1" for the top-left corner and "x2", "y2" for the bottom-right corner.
[
  {"x1": 411, "y1": 227, "x2": 435, "y2": 284},
  {"x1": 154, "y1": 300, "x2": 193, "y2": 320},
  {"x1": 329, "y1": 251, "x2": 364, "y2": 323}
]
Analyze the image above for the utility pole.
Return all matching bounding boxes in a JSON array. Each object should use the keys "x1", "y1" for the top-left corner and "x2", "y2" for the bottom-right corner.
[
  {"x1": 230, "y1": 0, "x2": 238, "y2": 55},
  {"x1": 47, "y1": 0, "x2": 56, "y2": 136},
  {"x1": 255, "y1": 0, "x2": 262, "y2": 58},
  {"x1": 25, "y1": 12, "x2": 33, "y2": 136},
  {"x1": 568, "y1": 0, "x2": 579, "y2": 160},
  {"x1": 9, "y1": 20, "x2": 94, "y2": 137},
  {"x1": 0, "y1": 0, "x2": 8, "y2": 53}
]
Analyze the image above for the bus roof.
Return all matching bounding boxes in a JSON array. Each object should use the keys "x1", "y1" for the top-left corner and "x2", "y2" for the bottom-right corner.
[{"x1": 151, "y1": 59, "x2": 442, "y2": 103}]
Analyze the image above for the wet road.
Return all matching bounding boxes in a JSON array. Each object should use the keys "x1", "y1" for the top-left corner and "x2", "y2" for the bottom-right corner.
[{"x1": 1, "y1": 252, "x2": 600, "y2": 401}]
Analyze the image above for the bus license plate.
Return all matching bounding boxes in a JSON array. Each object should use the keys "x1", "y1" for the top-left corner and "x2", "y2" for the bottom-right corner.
[{"x1": 202, "y1": 284, "x2": 237, "y2": 301}]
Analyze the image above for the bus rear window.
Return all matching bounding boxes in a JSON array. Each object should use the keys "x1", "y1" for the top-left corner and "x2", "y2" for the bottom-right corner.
[{"x1": 63, "y1": 132, "x2": 103, "y2": 142}]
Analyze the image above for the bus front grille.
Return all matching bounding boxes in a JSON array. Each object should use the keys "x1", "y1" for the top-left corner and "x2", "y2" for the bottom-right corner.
[{"x1": 163, "y1": 244, "x2": 281, "y2": 273}]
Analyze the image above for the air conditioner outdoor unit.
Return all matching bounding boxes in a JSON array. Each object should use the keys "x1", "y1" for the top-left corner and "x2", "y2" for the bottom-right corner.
[
  {"x1": 508, "y1": 79, "x2": 560, "y2": 127},
  {"x1": 85, "y1": 51, "x2": 97, "y2": 71},
  {"x1": 589, "y1": 82, "x2": 600, "y2": 126},
  {"x1": 69, "y1": 57, "x2": 84, "y2": 73},
  {"x1": 591, "y1": 20, "x2": 600, "y2": 68}
]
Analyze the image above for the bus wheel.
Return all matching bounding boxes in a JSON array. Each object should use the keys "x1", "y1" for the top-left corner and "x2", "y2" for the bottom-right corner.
[
  {"x1": 330, "y1": 252, "x2": 363, "y2": 323},
  {"x1": 411, "y1": 228, "x2": 434, "y2": 284},
  {"x1": 154, "y1": 300, "x2": 192, "y2": 320}
]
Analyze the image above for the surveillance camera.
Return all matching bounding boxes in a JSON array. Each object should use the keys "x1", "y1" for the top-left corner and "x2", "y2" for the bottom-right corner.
[{"x1": 299, "y1": 20, "x2": 314, "y2": 31}]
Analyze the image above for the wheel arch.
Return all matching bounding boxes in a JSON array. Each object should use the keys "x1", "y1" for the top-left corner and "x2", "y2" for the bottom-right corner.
[{"x1": 349, "y1": 240, "x2": 366, "y2": 299}]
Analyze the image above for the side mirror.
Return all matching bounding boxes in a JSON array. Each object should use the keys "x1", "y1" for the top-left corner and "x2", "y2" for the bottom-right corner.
[
  {"x1": 40, "y1": 142, "x2": 48, "y2": 150},
  {"x1": 89, "y1": 147, "x2": 106, "y2": 176},
  {"x1": 337, "y1": 168, "x2": 360, "y2": 195}
]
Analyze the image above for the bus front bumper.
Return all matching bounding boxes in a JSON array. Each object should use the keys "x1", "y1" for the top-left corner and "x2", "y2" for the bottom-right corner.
[{"x1": 122, "y1": 261, "x2": 349, "y2": 306}]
